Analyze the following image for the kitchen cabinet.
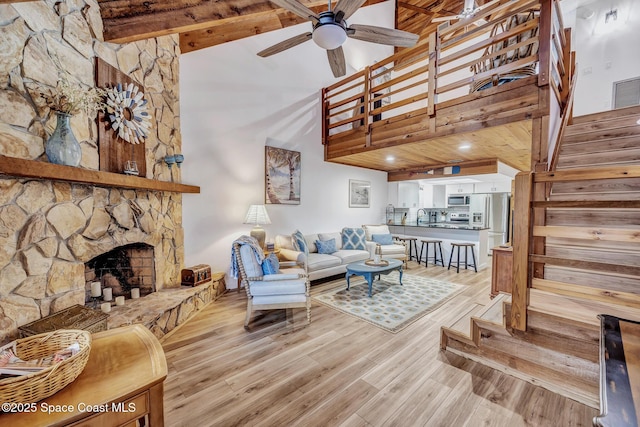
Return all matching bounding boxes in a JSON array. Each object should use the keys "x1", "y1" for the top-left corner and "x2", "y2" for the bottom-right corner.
[
  {"x1": 446, "y1": 183, "x2": 474, "y2": 196},
  {"x1": 397, "y1": 182, "x2": 419, "y2": 208},
  {"x1": 474, "y1": 181, "x2": 512, "y2": 193},
  {"x1": 432, "y1": 185, "x2": 447, "y2": 208}
]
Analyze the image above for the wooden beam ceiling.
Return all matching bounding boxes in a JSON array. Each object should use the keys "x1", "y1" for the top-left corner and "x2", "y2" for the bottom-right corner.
[
  {"x1": 95, "y1": 0, "x2": 488, "y2": 54},
  {"x1": 97, "y1": 0, "x2": 387, "y2": 53}
]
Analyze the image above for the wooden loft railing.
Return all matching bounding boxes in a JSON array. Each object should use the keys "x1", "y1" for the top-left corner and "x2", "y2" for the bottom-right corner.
[{"x1": 321, "y1": 0, "x2": 572, "y2": 147}]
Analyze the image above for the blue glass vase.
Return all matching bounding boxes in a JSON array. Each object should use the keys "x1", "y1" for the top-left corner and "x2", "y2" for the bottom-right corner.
[{"x1": 45, "y1": 112, "x2": 81, "y2": 167}]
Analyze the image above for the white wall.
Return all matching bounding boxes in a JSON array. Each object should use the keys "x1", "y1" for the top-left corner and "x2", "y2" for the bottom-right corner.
[
  {"x1": 564, "y1": 0, "x2": 640, "y2": 116},
  {"x1": 180, "y1": 3, "x2": 396, "y2": 283}
]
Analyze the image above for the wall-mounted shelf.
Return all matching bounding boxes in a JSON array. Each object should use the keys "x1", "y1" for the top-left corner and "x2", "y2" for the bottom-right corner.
[{"x1": 0, "y1": 155, "x2": 200, "y2": 194}]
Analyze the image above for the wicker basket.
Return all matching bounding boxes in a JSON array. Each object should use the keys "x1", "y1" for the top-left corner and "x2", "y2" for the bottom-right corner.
[{"x1": 0, "y1": 329, "x2": 92, "y2": 404}]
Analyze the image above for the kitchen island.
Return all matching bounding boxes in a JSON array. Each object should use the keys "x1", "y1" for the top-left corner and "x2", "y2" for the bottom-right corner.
[{"x1": 389, "y1": 224, "x2": 489, "y2": 270}]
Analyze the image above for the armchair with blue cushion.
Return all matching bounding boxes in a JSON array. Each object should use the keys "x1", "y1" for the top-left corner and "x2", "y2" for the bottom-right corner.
[
  {"x1": 232, "y1": 236, "x2": 310, "y2": 329},
  {"x1": 362, "y1": 224, "x2": 408, "y2": 265}
]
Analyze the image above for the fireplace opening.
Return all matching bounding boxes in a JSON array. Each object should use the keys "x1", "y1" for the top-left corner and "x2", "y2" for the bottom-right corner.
[{"x1": 85, "y1": 243, "x2": 156, "y2": 304}]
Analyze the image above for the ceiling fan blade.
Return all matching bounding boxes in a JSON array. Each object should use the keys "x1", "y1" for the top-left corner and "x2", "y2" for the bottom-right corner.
[
  {"x1": 327, "y1": 46, "x2": 346, "y2": 78},
  {"x1": 348, "y1": 24, "x2": 419, "y2": 47},
  {"x1": 431, "y1": 16, "x2": 461, "y2": 23},
  {"x1": 333, "y1": 0, "x2": 367, "y2": 22},
  {"x1": 257, "y1": 32, "x2": 312, "y2": 57},
  {"x1": 268, "y1": 0, "x2": 319, "y2": 22}
]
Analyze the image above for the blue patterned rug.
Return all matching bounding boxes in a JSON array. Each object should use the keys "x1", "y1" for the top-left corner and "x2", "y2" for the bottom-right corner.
[{"x1": 313, "y1": 272, "x2": 466, "y2": 333}]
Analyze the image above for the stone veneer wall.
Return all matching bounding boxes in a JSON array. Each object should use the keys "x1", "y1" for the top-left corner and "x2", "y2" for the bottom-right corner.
[{"x1": 0, "y1": 1, "x2": 185, "y2": 343}]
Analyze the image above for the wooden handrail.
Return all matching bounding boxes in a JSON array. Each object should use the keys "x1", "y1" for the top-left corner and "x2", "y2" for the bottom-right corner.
[{"x1": 547, "y1": 65, "x2": 577, "y2": 173}]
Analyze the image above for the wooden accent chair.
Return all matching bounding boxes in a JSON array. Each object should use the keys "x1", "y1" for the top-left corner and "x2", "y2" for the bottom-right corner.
[{"x1": 233, "y1": 240, "x2": 310, "y2": 329}]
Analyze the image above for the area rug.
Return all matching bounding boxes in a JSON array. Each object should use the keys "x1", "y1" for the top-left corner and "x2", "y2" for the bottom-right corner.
[{"x1": 312, "y1": 272, "x2": 466, "y2": 333}]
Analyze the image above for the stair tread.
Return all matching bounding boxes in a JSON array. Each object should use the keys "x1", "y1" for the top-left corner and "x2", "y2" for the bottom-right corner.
[
  {"x1": 529, "y1": 289, "x2": 640, "y2": 326},
  {"x1": 444, "y1": 293, "x2": 509, "y2": 339}
]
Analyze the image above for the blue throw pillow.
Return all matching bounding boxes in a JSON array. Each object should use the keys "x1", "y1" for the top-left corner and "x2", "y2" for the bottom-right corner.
[
  {"x1": 291, "y1": 230, "x2": 307, "y2": 253},
  {"x1": 262, "y1": 253, "x2": 279, "y2": 275},
  {"x1": 371, "y1": 233, "x2": 393, "y2": 245},
  {"x1": 341, "y1": 228, "x2": 366, "y2": 250},
  {"x1": 315, "y1": 238, "x2": 336, "y2": 254}
]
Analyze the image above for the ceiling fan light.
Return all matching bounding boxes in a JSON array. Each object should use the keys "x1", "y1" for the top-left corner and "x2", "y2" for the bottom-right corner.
[{"x1": 313, "y1": 23, "x2": 347, "y2": 50}]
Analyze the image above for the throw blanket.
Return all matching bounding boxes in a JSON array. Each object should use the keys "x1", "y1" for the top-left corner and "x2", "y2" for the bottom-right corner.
[{"x1": 231, "y1": 235, "x2": 265, "y2": 278}]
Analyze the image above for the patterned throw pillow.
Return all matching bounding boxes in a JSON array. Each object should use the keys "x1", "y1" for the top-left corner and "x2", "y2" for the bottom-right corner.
[
  {"x1": 341, "y1": 228, "x2": 366, "y2": 250},
  {"x1": 261, "y1": 253, "x2": 280, "y2": 275},
  {"x1": 291, "y1": 230, "x2": 307, "y2": 253},
  {"x1": 315, "y1": 238, "x2": 336, "y2": 254},
  {"x1": 372, "y1": 233, "x2": 393, "y2": 245}
]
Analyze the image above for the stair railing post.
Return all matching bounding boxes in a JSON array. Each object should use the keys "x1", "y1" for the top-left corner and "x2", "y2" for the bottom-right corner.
[
  {"x1": 538, "y1": 0, "x2": 553, "y2": 87},
  {"x1": 427, "y1": 32, "x2": 437, "y2": 118},
  {"x1": 511, "y1": 171, "x2": 534, "y2": 331}
]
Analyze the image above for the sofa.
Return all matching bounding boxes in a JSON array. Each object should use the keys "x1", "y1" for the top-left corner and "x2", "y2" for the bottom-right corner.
[{"x1": 275, "y1": 226, "x2": 407, "y2": 282}]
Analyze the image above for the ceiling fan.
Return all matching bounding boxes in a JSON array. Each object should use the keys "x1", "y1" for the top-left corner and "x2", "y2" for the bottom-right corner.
[
  {"x1": 257, "y1": 0, "x2": 420, "y2": 78},
  {"x1": 431, "y1": 0, "x2": 497, "y2": 25}
]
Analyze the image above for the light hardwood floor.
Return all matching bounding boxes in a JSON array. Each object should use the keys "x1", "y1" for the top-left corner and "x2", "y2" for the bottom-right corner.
[{"x1": 162, "y1": 262, "x2": 598, "y2": 426}]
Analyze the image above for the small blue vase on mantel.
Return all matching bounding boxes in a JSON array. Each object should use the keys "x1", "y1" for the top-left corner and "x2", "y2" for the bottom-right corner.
[{"x1": 45, "y1": 111, "x2": 81, "y2": 167}]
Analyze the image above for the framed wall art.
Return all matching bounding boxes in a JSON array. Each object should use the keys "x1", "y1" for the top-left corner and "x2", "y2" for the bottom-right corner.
[
  {"x1": 349, "y1": 180, "x2": 370, "y2": 208},
  {"x1": 265, "y1": 146, "x2": 301, "y2": 205}
]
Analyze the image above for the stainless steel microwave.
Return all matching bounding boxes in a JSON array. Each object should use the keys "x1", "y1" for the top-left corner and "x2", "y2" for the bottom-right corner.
[{"x1": 447, "y1": 195, "x2": 470, "y2": 206}]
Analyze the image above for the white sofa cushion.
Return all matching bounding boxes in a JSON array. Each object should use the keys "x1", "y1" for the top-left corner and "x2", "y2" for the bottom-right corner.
[
  {"x1": 307, "y1": 253, "x2": 341, "y2": 271},
  {"x1": 304, "y1": 233, "x2": 319, "y2": 253},
  {"x1": 249, "y1": 279, "x2": 307, "y2": 296},
  {"x1": 275, "y1": 234, "x2": 295, "y2": 250},
  {"x1": 363, "y1": 224, "x2": 391, "y2": 241},
  {"x1": 332, "y1": 249, "x2": 369, "y2": 264}
]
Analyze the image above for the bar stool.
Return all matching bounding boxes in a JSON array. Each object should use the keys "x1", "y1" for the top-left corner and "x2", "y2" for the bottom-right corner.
[
  {"x1": 396, "y1": 237, "x2": 418, "y2": 262},
  {"x1": 418, "y1": 239, "x2": 444, "y2": 267},
  {"x1": 448, "y1": 243, "x2": 478, "y2": 273}
]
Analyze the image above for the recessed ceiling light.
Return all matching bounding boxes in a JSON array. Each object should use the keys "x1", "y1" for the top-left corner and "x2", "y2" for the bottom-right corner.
[
  {"x1": 386, "y1": 155, "x2": 395, "y2": 162},
  {"x1": 458, "y1": 144, "x2": 471, "y2": 151},
  {"x1": 448, "y1": 159, "x2": 463, "y2": 163},
  {"x1": 637, "y1": 118, "x2": 640, "y2": 125}
]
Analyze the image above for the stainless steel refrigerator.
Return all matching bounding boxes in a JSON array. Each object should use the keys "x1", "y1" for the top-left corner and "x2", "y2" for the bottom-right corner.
[{"x1": 469, "y1": 193, "x2": 510, "y2": 252}]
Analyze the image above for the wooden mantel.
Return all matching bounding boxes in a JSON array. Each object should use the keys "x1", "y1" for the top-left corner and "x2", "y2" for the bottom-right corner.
[{"x1": 0, "y1": 155, "x2": 200, "y2": 193}]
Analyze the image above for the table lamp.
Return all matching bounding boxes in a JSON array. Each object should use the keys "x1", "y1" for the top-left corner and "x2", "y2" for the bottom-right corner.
[{"x1": 244, "y1": 204, "x2": 271, "y2": 248}]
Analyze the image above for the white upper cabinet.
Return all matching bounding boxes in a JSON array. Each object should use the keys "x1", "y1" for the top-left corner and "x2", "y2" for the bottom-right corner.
[
  {"x1": 446, "y1": 183, "x2": 474, "y2": 196},
  {"x1": 474, "y1": 181, "x2": 512, "y2": 193},
  {"x1": 397, "y1": 182, "x2": 419, "y2": 208}
]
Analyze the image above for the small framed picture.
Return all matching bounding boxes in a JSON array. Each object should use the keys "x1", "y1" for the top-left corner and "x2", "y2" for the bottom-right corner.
[{"x1": 349, "y1": 180, "x2": 370, "y2": 208}]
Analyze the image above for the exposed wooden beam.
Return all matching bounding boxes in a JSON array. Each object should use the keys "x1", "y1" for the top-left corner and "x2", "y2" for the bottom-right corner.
[
  {"x1": 387, "y1": 159, "x2": 498, "y2": 181},
  {"x1": 98, "y1": 0, "x2": 386, "y2": 49}
]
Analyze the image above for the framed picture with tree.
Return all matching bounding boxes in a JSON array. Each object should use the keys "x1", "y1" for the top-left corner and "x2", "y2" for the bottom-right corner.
[{"x1": 265, "y1": 146, "x2": 301, "y2": 205}]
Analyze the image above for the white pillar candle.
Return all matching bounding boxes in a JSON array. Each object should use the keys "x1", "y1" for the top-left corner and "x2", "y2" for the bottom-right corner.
[
  {"x1": 90, "y1": 281, "x2": 102, "y2": 297},
  {"x1": 102, "y1": 288, "x2": 113, "y2": 302},
  {"x1": 131, "y1": 288, "x2": 140, "y2": 299},
  {"x1": 100, "y1": 302, "x2": 111, "y2": 313},
  {"x1": 115, "y1": 296, "x2": 125, "y2": 306}
]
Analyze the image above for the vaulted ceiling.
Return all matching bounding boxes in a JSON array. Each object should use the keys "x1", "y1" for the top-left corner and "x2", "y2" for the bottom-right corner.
[{"x1": 97, "y1": 0, "x2": 473, "y2": 54}]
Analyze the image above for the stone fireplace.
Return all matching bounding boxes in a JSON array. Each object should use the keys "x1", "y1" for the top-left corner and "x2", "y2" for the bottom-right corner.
[{"x1": 85, "y1": 243, "x2": 156, "y2": 303}]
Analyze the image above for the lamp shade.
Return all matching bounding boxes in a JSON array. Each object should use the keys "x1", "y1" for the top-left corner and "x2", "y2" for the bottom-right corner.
[
  {"x1": 313, "y1": 23, "x2": 347, "y2": 50},
  {"x1": 243, "y1": 205, "x2": 271, "y2": 225}
]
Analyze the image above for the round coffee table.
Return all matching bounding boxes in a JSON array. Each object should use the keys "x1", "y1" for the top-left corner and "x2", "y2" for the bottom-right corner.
[{"x1": 345, "y1": 258, "x2": 403, "y2": 297}]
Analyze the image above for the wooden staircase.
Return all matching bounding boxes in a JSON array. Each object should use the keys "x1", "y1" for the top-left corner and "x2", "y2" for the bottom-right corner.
[{"x1": 441, "y1": 105, "x2": 640, "y2": 408}]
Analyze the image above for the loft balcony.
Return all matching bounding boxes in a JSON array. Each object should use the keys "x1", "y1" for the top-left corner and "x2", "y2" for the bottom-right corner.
[{"x1": 321, "y1": 0, "x2": 574, "y2": 181}]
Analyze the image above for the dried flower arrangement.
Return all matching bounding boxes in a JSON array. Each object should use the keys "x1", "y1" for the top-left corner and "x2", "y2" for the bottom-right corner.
[{"x1": 40, "y1": 79, "x2": 105, "y2": 115}]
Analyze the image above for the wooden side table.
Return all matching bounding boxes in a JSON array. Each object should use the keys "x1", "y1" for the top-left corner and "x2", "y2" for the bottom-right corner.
[{"x1": 0, "y1": 324, "x2": 167, "y2": 427}]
